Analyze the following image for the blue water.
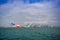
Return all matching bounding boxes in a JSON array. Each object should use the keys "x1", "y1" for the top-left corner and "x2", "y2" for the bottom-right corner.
[{"x1": 0, "y1": 27, "x2": 60, "y2": 40}]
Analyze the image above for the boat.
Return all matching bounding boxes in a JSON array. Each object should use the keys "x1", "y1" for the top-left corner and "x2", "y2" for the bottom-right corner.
[{"x1": 12, "y1": 25, "x2": 21, "y2": 28}]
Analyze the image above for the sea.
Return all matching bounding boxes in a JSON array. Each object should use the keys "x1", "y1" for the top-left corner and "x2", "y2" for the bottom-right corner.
[{"x1": 0, "y1": 27, "x2": 60, "y2": 40}]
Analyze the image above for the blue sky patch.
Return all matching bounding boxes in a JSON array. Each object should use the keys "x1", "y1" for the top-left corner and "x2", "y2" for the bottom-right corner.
[{"x1": 0, "y1": 0, "x2": 8, "y2": 5}]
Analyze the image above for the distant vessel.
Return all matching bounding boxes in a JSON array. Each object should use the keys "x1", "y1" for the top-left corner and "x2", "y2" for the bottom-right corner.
[
  {"x1": 12, "y1": 25, "x2": 21, "y2": 28},
  {"x1": 10, "y1": 23, "x2": 22, "y2": 28}
]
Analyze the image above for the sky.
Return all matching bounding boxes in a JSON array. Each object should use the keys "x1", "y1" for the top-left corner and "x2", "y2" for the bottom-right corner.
[{"x1": 0, "y1": 0, "x2": 60, "y2": 27}]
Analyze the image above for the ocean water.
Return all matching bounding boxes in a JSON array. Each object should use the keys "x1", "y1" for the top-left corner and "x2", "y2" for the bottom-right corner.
[{"x1": 0, "y1": 27, "x2": 60, "y2": 40}]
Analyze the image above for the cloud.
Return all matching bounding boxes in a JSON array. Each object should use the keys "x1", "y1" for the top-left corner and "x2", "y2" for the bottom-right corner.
[{"x1": 0, "y1": 0, "x2": 60, "y2": 27}]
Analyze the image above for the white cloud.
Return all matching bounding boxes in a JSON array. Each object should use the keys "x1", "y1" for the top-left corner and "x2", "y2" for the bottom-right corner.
[{"x1": 0, "y1": 0, "x2": 60, "y2": 27}]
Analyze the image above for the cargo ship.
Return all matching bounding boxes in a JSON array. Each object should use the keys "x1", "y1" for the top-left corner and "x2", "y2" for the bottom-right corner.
[{"x1": 12, "y1": 25, "x2": 22, "y2": 28}]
